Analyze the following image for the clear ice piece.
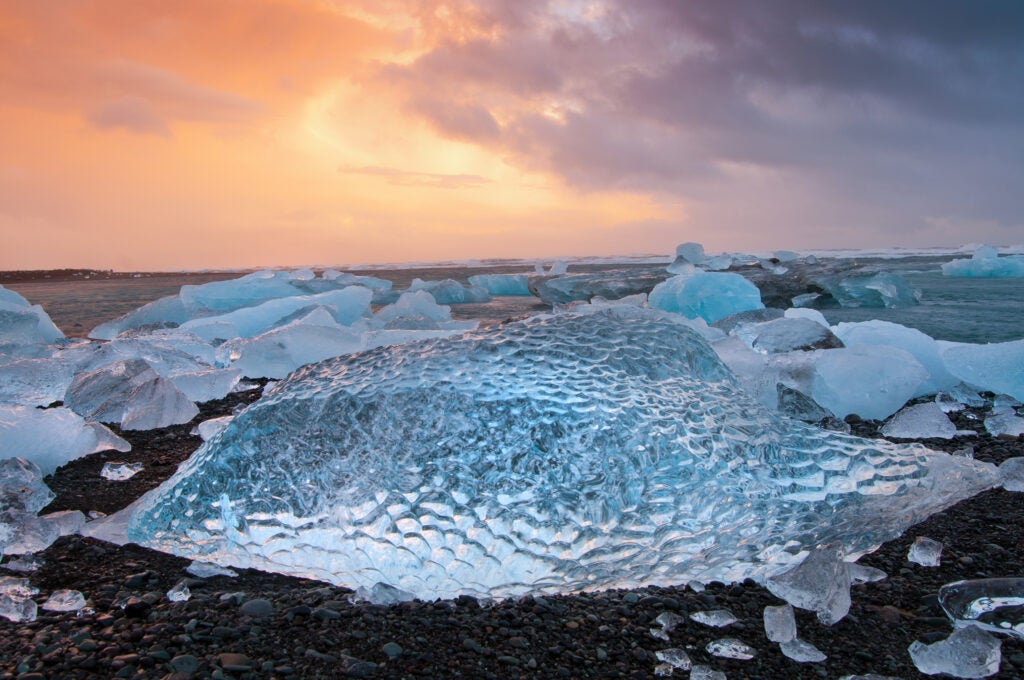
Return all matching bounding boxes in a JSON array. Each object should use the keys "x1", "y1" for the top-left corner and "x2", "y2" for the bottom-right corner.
[
  {"x1": 166, "y1": 579, "x2": 191, "y2": 602},
  {"x1": 186, "y1": 560, "x2": 238, "y2": 578},
  {"x1": 881, "y1": 403, "x2": 957, "y2": 440},
  {"x1": 42, "y1": 589, "x2": 87, "y2": 612},
  {"x1": 811, "y1": 346, "x2": 928, "y2": 420},
  {"x1": 999, "y1": 458, "x2": 1024, "y2": 492},
  {"x1": 908, "y1": 625, "x2": 1001, "y2": 678},
  {"x1": 763, "y1": 604, "x2": 796, "y2": 642},
  {"x1": 908, "y1": 536, "x2": 943, "y2": 567},
  {"x1": 766, "y1": 544, "x2": 851, "y2": 625},
  {"x1": 653, "y1": 663, "x2": 673, "y2": 677},
  {"x1": 984, "y1": 408, "x2": 1024, "y2": 437},
  {"x1": 352, "y1": 582, "x2": 416, "y2": 605},
  {"x1": 706, "y1": 638, "x2": 756, "y2": 660},
  {"x1": 942, "y1": 247, "x2": 1024, "y2": 278},
  {"x1": 942, "y1": 339, "x2": 1024, "y2": 402},
  {"x1": 100, "y1": 462, "x2": 144, "y2": 481},
  {"x1": 655, "y1": 611, "x2": 685, "y2": 634},
  {"x1": 649, "y1": 272, "x2": 764, "y2": 324},
  {"x1": 467, "y1": 274, "x2": 531, "y2": 296},
  {"x1": 127, "y1": 308, "x2": 999, "y2": 600},
  {"x1": 690, "y1": 666, "x2": 727, "y2": 680},
  {"x1": 839, "y1": 675, "x2": 902, "y2": 680},
  {"x1": 939, "y1": 578, "x2": 1024, "y2": 639},
  {"x1": 0, "y1": 407, "x2": 130, "y2": 476},
  {"x1": 654, "y1": 647, "x2": 691, "y2": 670},
  {"x1": 4, "y1": 554, "x2": 43, "y2": 573},
  {"x1": 0, "y1": 576, "x2": 38, "y2": 622},
  {"x1": 779, "y1": 638, "x2": 826, "y2": 663},
  {"x1": 848, "y1": 563, "x2": 887, "y2": 585},
  {"x1": 690, "y1": 609, "x2": 737, "y2": 627}
]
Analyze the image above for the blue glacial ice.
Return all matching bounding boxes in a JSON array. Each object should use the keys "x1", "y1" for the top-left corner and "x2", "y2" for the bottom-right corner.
[
  {"x1": 128, "y1": 307, "x2": 998, "y2": 600},
  {"x1": 942, "y1": 246, "x2": 1024, "y2": 278},
  {"x1": 649, "y1": 272, "x2": 764, "y2": 324},
  {"x1": 467, "y1": 274, "x2": 532, "y2": 296},
  {"x1": 408, "y1": 278, "x2": 491, "y2": 304},
  {"x1": 940, "y1": 338, "x2": 1024, "y2": 402}
]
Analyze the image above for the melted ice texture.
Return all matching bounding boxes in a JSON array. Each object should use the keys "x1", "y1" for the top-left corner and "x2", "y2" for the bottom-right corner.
[{"x1": 127, "y1": 307, "x2": 998, "y2": 600}]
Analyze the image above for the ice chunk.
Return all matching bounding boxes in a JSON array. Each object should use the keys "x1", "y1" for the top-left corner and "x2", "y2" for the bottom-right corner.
[
  {"x1": 654, "y1": 648, "x2": 691, "y2": 671},
  {"x1": 839, "y1": 675, "x2": 902, "y2": 680},
  {"x1": 735, "y1": 317, "x2": 842, "y2": 354},
  {"x1": 352, "y1": 582, "x2": 416, "y2": 605},
  {"x1": 774, "y1": 250, "x2": 799, "y2": 262},
  {"x1": 0, "y1": 457, "x2": 54, "y2": 514},
  {"x1": 985, "y1": 407, "x2": 1024, "y2": 437},
  {"x1": 999, "y1": 458, "x2": 1024, "y2": 492},
  {"x1": 42, "y1": 589, "x2": 87, "y2": 612},
  {"x1": 654, "y1": 611, "x2": 685, "y2": 636},
  {"x1": 703, "y1": 255, "x2": 733, "y2": 271},
  {"x1": 943, "y1": 246, "x2": 1024, "y2": 278},
  {"x1": 221, "y1": 314, "x2": 365, "y2": 379},
  {"x1": 881, "y1": 403, "x2": 956, "y2": 439},
  {"x1": 5, "y1": 510, "x2": 85, "y2": 555},
  {"x1": 780, "y1": 639, "x2": 826, "y2": 662},
  {"x1": 649, "y1": 272, "x2": 764, "y2": 324},
  {"x1": 4, "y1": 554, "x2": 42, "y2": 573},
  {"x1": 375, "y1": 290, "x2": 453, "y2": 324},
  {"x1": 186, "y1": 560, "x2": 238, "y2": 578},
  {"x1": 64, "y1": 359, "x2": 199, "y2": 430},
  {"x1": 0, "y1": 287, "x2": 64, "y2": 345},
  {"x1": 835, "y1": 320, "x2": 959, "y2": 397},
  {"x1": 168, "y1": 368, "x2": 241, "y2": 403},
  {"x1": 848, "y1": 563, "x2": 887, "y2": 585},
  {"x1": 690, "y1": 609, "x2": 737, "y2": 627},
  {"x1": 675, "y1": 242, "x2": 705, "y2": 264},
  {"x1": 690, "y1": 666, "x2": 726, "y2": 680},
  {"x1": 909, "y1": 625, "x2": 1001, "y2": 678},
  {"x1": 822, "y1": 272, "x2": 920, "y2": 308},
  {"x1": 0, "y1": 406, "x2": 130, "y2": 475},
  {"x1": 179, "y1": 269, "x2": 313, "y2": 312},
  {"x1": 321, "y1": 271, "x2": 393, "y2": 290},
  {"x1": 101, "y1": 462, "x2": 144, "y2": 481},
  {"x1": 810, "y1": 346, "x2": 928, "y2": 420},
  {"x1": 783, "y1": 307, "x2": 829, "y2": 327},
  {"x1": 129, "y1": 308, "x2": 999, "y2": 600},
  {"x1": 468, "y1": 274, "x2": 532, "y2": 296},
  {"x1": 763, "y1": 604, "x2": 796, "y2": 642},
  {"x1": 712, "y1": 308, "x2": 783, "y2": 333},
  {"x1": 196, "y1": 416, "x2": 234, "y2": 441},
  {"x1": 766, "y1": 544, "x2": 850, "y2": 625},
  {"x1": 908, "y1": 536, "x2": 943, "y2": 567},
  {"x1": 0, "y1": 576, "x2": 38, "y2": 622},
  {"x1": 409, "y1": 279, "x2": 490, "y2": 304},
  {"x1": 89, "y1": 294, "x2": 188, "y2": 340},
  {"x1": 941, "y1": 339, "x2": 1024, "y2": 402},
  {"x1": 166, "y1": 579, "x2": 191, "y2": 602},
  {"x1": 706, "y1": 638, "x2": 755, "y2": 660},
  {"x1": 666, "y1": 259, "x2": 696, "y2": 276},
  {"x1": 939, "y1": 578, "x2": 1024, "y2": 639},
  {"x1": 529, "y1": 269, "x2": 667, "y2": 305},
  {"x1": 0, "y1": 356, "x2": 77, "y2": 407},
  {"x1": 548, "y1": 261, "x2": 569, "y2": 276},
  {"x1": 775, "y1": 384, "x2": 830, "y2": 422}
]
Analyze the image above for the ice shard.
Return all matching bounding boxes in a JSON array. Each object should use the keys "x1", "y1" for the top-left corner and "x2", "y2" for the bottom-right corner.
[
  {"x1": 128, "y1": 308, "x2": 998, "y2": 600},
  {"x1": 939, "y1": 578, "x2": 1024, "y2": 639}
]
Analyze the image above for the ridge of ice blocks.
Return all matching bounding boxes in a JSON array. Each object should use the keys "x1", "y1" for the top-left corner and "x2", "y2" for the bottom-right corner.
[
  {"x1": 941, "y1": 339, "x2": 1024, "y2": 402},
  {"x1": 528, "y1": 269, "x2": 667, "y2": 305},
  {"x1": 881, "y1": 403, "x2": 956, "y2": 440},
  {"x1": 408, "y1": 278, "x2": 490, "y2": 304},
  {"x1": 127, "y1": 308, "x2": 999, "y2": 600},
  {"x1": 909, "y1": 625, "x2": 1001, "y2": 678},
  {"x1": 0, "y1": 405, "x2": 130, "y2": 475},
  {"x1": 467, "y1": 274, "x2": 532, "y2": 296},
  {"x1": 939, "y1": 578, "x2": 1024, "y2": 639},
  {"x1": 942, "y1": 246, "x2": 1024, "y2": 278},
  {"x1": 649, "y1": 272, "x2": 764, "y2": 324}
]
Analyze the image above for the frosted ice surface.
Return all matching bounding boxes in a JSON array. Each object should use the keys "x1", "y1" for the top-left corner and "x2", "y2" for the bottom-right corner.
[
  {"x1": 779, "y1": 639, "x2": 826, "y2": 662},
  {"x1": 4, "y1": 554, "x2": 42, "y2": 573},
  {"x1": 221, "y1": 315, "x2": 365, "y2": 379},
  {"x1": 909, "y1": 625, "x2": 1001, "y2": 678},
  {"x1": 703, "y1": 255, "x2": 733, "y2": 271},
  {"x1": 0, "y1": 287, "x2": 64, "y2": 345},
  {"x1": 169, "y1": 368, "x2": 241, "y2": 403},
  {"x1": 783, "y1": 307, "x2": 829, "y2": 327},
  {"x1": 322, "y1": 271, "x2": 393, "y2": 290},
  {"x1": 766, "y1": 544, "x2": 850, "y2": 625},
  {"x1": 943, "y1": 247, "x2": 1024, "y2": 278},
  {"x1": 375, "y1": 290, "x2": 454, "y2": 324},
  {"x1": 409, "y1": 279, "x2": 490, "y2": 304},
  {"x1": 548, "y1": 261, "x2": 569, "y2": 276},
  {"x1": 999, "y1": 458, "x2": 1024, "y2": 492},
  {"x1": 941, "y1": 339, "x2": 1024, "y2": 402},
  {"x1": 42, "y1": 589, "x2": 87, "y2": 612},
  {"x1": 187, "y1": 560, "x2": 238, "y2": 578},
  {"x1": 0, "y1": 356, "x2": 78, "y2": 407},
  {"x1": 774, "y1": 250, "x2": 799, "y2": 262},
  {"x1": 666, "y1": 259, "x2": 696, "y2": 276},
  {"x1": 101, "y1": 462, "x2": 144, "y2": 481},
  {"x1": 0, "y1": 576, "x2": 38, "y2": 622},
  {"x1": 0, "y1": 457, "x2": 54, "y2": 515},
  {"x1": 166, "y1": 579, "x2": 191, "y2": 602},
  {"x1": 985, "y1": 408, "x2": 1024, "y2": 437},
  {"x1": 128, "y1": 308, "x2": 999, "y2": 600},
  {"x1": 89, "y1": 295, "x2": 188, "y2": 340},
  {"x1": 835, "y1": 320, "x2": 958, "y2": 397},
  {"x1": 0, "y1": 405, "x2": 130, "y2": 475},
  {"x1": 939, "y1": 578, "x2": 1024, "y2": 639},
  {"x1": 881, "y1": 403, "x2": 957, "y2": 440},
  {"x1": 848, "y1": 563, "x2": 887, "y2": 584},
  {"x1": 908, "y1": 536, "x2": 943, "y2": 567},
  {"x1": 763, "y1": 604, "x2": 796, "y2": 642},
  {"x1": 196, "y1": 416, "x2": 234, "y2": 442},
  {"x1": 676, "y1": 242, "x2": 705, "y2": 264},
  {"x1": 468, "y1": 274, "x2": 532, "y2": 296},
  {"x1": 529, "y1": 269, "x2": 667, "y2": 305},
  {"x1": 823, "y1": 272, "x2": 920, "y2": 308},
  {"x1": 690, "y1": 666, "x2": 726, "y2": 680},
  {"x1": 706, "y1": 638, "x2": 756, "y2": 660},
  {"x1": 810, "y1": 345, "x2": 928, "y2": 420},
  {"x1": 690, "y1": 609, "x2": 737, "y2": 627},
  {"x1": 649, "y1": 272, "x2": 764, "y2": 324},
  {"x1": 735, "y1": 317, "x2": 842, "y2": 354},
  {"x1": 654, "y1": 648, "x2": 691, "y2": 670}
]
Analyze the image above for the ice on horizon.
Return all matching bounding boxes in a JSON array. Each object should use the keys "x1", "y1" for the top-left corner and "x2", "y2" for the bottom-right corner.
[{"x1": 128, "y1": 307, "x2": 998, "y2": 600}]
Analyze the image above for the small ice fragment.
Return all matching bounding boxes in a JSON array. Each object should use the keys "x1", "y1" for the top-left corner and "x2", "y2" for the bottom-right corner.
[
  {"x1": 766, "y1": 544, "x2": 851, "y2": 625},
  {"x1": 100, "y1": 462, "x2": 144, "y2": 481},
  {"x1": 938, "y1": 578, "x2": 1024, "y2": 639},
  {"x1": 848, "y1": 563, "x2": 888, "y2": 585},
  {"x1": 655, "y1": 611, "x2": 685, "y2": 633},
  {"x1": 984, "y1": 408, "x2": 1024, "y2": 437},
  {"x1": 166, "y1": 579, "x2": 191, "y2": 602},
  {"x1": 186, "y1": 561, "x2": 238, "y2": 578},
  {"x1": 690, "y1": 665, "x2": 727, "y2": 680},
  {"x1": 909, "y1": 625, "x2": 1001, "y2": 678},
  {"x1": 653, "y1": 663, "x2": 673, "y2": 677},
  {"x1": 691, "y1": 609, "x2": 737, "y2": 627},
  {"x1": 650, "y1": 627, "x2": 670, "y2": 642},
  {"x1": 763, "y1": 604, "x2": 796, "y2": 643},
  {"x1": 999, "y1": 458, "x2": 1024, "y2": 492},
  {"x1": 654, "y1": 647, "x2": 691, "y2": 670},
  {"x1": 839, "y1": 675, "x2": 902, "y2": 680},
  {"x1": 0, "y1": 576, "x2": 39, "y2": 622},
  {"x1": 688, "y1": 581, "x2": 706, "y2": 593},
  {"x1": 908, "y1": 536, "x2": 943, "y2": 567},
  {"x1": 196, "y1": 416, "x2": 234, "y2": 441},
  {"x1": 351, "y1": 582, "x2": 416, "y2": 605},
  {"x1": 779, "y1": 638, "x2": 826, "y2": 663},
  {"x1": 706, "y1": 638, "x2": 756, "y2": 660},
  {"x1": 4, "y1": 554, "x2": 43, "y2": 573},
  {"x1": 881, "y1": 403, "x2": 956, "y2": 440},
  {"x1": 42, "y1": 589, "x2": 86, "y2": 612}
]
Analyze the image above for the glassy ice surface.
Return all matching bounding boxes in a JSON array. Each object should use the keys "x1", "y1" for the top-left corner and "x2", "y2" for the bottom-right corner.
[
  {"x1": 654, "y1": 647, "x2": 691, "y2": 670},
  {"x1": 848, "y1": 563, "x2": 887, "y2": 585},
  {"x1": 42, "y1": 589, "x2": 87, "y2": 612},
  {"x1": 810, "y1": 345, "x2": 928, "y2": 420},
  {"x1": 196, "y1": 416, "x2": 234, "y2": 442},
  {"x1": 999, "y1": 458, "x2": 1024, "y2": 492},
  {"x1": 4, "y1": 554, "x2": 43, "y2": 573},
  {"x1": 909, "y1": 625, "x2": 1001, "y2": 678},
  {"x1": 941, "y1": 339, "x2": 1024, "y2": 402},
  {"x1": 735, "y1": 317, "x2": 842, "y2": 354},
  {"x1": 881, "y1": 403, "x2": 957, "y2": 440},
  {"x1": 690, "y1": 666, "x2": 727, "y2": 680},
  {"x1": 128, "y1": 308, "x2": 998, "y2": 600},
  {"x1": 100, "y1": 462, "x2": 144, "y2": 481},
  {"x1": 985, "y1": 408, "x2": 1024, "y2": 437},
  {"x1": 649, "y1": 272, "x2": 764, "y2": 324},
  {"x1": 908, "y1": 536, "x2": 943, "y2": 567},
  {"x1": 763, "y1": 604, "x2": 797, "y2": 642},
  {"x1": 690, "y1": 610, "x2": 737, "y2": 627},
  {"x1": 467, "y1": 274, "x2": 532, "y2": 296},
  {"x1": 766, "y1": 544, "x2": 850, "y2": 625},
  {"x1": 779, "y1": 638, "x2": 827, "y2": 663},
  {"x1": 166, "y1": 579, "x2": 191, "y2": 602},
  {"x1": 939, "y1": 578, "x2": 1024, "y2": 639},
  {"x1": 706, "y1": 638, "x2": 756, "y2": 660},
  {"x1": 0, "y1": 405, "x2": 130, "y2": 475},
  {"x1": 0, "y1": 576, "x2": 39, "y2": 623},
  {"x1": 943, "y1": 247, "x2": 1024, "y2": 278},
  {"x1": 409, "y1": 278, "x2": 490, "y2": 304},
  {"x1": 835, "y1": 320, "x2": 958, "y2": 397},
  {"x1": 186, "y1": 560, "x2": 238, "y2": 578}
]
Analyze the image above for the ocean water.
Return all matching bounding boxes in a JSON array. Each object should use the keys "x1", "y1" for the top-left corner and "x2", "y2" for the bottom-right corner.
[{"x1": 5, "y1": 254, "x2": 1022, "y2": 344}]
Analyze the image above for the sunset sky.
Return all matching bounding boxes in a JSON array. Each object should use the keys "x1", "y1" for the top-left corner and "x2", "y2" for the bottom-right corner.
[{"x1": 2, "y1": 1, "x2": 1022, "y2": 270}]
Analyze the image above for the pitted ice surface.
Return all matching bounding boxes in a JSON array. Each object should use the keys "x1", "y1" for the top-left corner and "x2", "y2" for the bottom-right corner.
[{"x1": 127, "y1": 307, "x2": 998, "y2": 599}]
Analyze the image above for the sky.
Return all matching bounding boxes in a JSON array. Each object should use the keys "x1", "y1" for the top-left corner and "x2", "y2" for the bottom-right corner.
[{"x1": 1, "y1": 0, "x2": 1022, "y2": 270}]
